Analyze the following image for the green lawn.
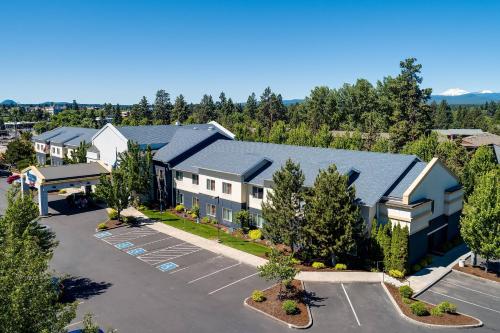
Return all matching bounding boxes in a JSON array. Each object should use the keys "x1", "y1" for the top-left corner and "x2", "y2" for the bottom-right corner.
[{"x1": 141, "y1": 209, "x2": 270, "y2": 257}]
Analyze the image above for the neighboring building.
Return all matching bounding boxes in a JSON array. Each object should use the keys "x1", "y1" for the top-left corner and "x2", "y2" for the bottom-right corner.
[
  {"x1": 460, "y1": 132, "x2": 500, "y2": 150},
  {"x1": 494, "y1": 145, "x2": 500, "y2": 164},
  {"x1": 32, "y1": 127, "x2": 98, "y2": 166},
  {"x1": 433, "y1": 128, "x2": 484, "y2": 141}
]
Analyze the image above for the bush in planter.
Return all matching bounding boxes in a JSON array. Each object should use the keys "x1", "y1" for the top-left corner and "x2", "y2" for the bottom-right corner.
[
  {"x1": 430, "y1": 306, "x2": 444, "y2": 317},
  {"x1": 412, "y1": 264, "x2": 422, "y2": 273},
  {"x1": 334, "y1": 263, "x2": 347, "y2": 270},
  {"x1": 410, "y1": 301, "x2": 429, "y2": 316},
  {"x1": 59, "y1": 189, "x2": 67, "y2": 194},
  {"x1": 388, "y1": 269, "x2": 404, "y2": 279},
  {"x1": 175, "y1": 204, "x2": 185, "y2": 212},
  {"x1": 312, "y1": 262, "x2": 325, "y2": 269},
  {"x1": 282, "y1": 300, "x2": 299, "y2": 315},
  {"x1": 436, "y1": 301, "x2": 457, "y2": 314},
  {"x1": 402, "y1": 297, "x2": 412, "y2": 305},
  {"x1": 398, "y1": 285, "x2": 413, "y2": 299},
  {"x1": 201, "y1": 216, "x2": 211, "y2": 224},
  {"x1": 108, "y1": 209, "x2": 118, "y2": 220},
  {"x1": 291, "y1": 258, "x2": 301, "y2": 265},
  {"x1": 251, "y1": 290, "x2": 266, "y2": 302},
  {"x1": 191, "y1": 205, "x2": 200, "y2": 218},
  {"x1": 248, "y1": 229, "x2": 262, "y2": 241},
  {"x1": 97, "y1": 223, "x2": 107, "y2": 230}
]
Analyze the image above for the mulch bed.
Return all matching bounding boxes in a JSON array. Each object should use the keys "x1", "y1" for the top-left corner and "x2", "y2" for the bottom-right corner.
[
  {"x1": 384, "y1": 283, "x2": 479, "y2": 326},
  {"x1": 453, "y1": 264, "x2": 500, "y2": 283},
  {"x1": 98, "y1": 219, "x2": 124, "y2": 230},
  {"x1": 246, "y1": 280, "x2": 310, "y2": 327},
  {"x1": 296, "y1": 264, "x2": 362, "y2": 272}
]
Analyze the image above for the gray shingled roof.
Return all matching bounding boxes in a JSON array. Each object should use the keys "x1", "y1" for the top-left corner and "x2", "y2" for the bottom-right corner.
[
  {"x1": 385, "y1": 161, "x2": 427, "y2": 198},
  {"x1": 36, "y1": 162, "x2": 109, "y2": 181},
  {"x1": 169, "y1": 140, "x2": 421, "y2": 206},
  {"x1": 32, "y1": 127, "x2": 97, "y2": 147},
  {"x1": 433, "y1": 129, "x2": 484, "y2": 136},
  {"x1": 116, "y1": 124, "x2": 219, "y2": 147}
]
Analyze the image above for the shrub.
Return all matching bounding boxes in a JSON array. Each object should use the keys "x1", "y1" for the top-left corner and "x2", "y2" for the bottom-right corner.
[
  {"x1": 402, "y1": 297, "x2": 412, "y2": 304},
  {"x1": 334, "y1": 263, "x2": 347, "y2": 270},
  {"x1": 399, "y1": 285, "x2": 413, "y2": 299},
  {"x1": 248, "y1": 229, "x2": 262, "y2": 240},
  {"x1": 312, "y1": 262, "x2": 326, "y2": 269},
  {"x1": 97, "y1": 223, "x2": 107, "y2": 230},
  {"x1": 419, "y1": 259, "x2": 428, "y2": 267},
  {"x1": 59, "y1": 189, "x2": 67, "y2": 194},
  {"x1": 291, "y1": 258, "x2": 301, "y2": 265},
  {"x1": 388, "y1": 269, "x2": 404, "y2": 279},
  {"x1": 251, "y1": 290, "x2": 266, "y2": 302},
  {"x1": 123, "y1": 215, "x2": 136, "y2": 224},
  {"x1": 108, "y1": 209, "x2": 118, "y2": 220},
  {"x1": 191, "y1": 213, "x2": 197, "y2": 219},
  {"x1": 412, "y1": 264, "x2": 422, "y2": 273},
  {"x1": 437, "y1": 301, "x2": 457, "y2": 314},
  {"x1": 138, "y1": 205, "x2": 147, "y2": 211},
  {"x1": 282, "y1": 300, "x2": 299, "y2": 315},
  {"x1": 175, "y1": 204, "x2": 185, "y2": 212},
  {"x1": 430, "y1": 306, "x2": 444, "y2": 317},
  {"x1": 410, "y1": 301, "x2": 429, "y2": 316},
  {"x1": 201, "y1": 216, "x2": 211, "y2": 224}
]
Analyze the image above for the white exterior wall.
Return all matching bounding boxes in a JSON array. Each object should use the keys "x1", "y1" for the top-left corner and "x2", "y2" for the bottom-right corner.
[
  {"x1": 50, "y1": 145, "x2": 64, "y2": 158},
  {"x1": 34, "y1": 142, "x2": 47, "y2": 154},
  {"x1": 197, "y1": 173, "x2": 245, "y2": 203},
  {"x1": 247, "y1": 184, "x2": 268, "y2": 210},
  {"x1": 92, "y1": 126, "x2": 128, "y2": 167},
  {"x1": 173, "y1": 171, "x2": 200, "y2": 193}
]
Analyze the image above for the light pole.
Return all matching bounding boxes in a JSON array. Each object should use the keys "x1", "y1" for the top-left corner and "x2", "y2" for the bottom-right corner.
[{"x1": 213, "y1": 196, "x2": 221, "y2": 243}]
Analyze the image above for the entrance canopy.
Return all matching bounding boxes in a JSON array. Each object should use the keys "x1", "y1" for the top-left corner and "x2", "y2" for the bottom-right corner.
[{"x1": 21, "y1": 162, "x2": 110, "y2": 216}]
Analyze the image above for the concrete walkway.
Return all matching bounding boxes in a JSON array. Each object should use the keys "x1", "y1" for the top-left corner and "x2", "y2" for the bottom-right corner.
[{"x1": 408, "y1": 243, "x2": 470, "y2": 295}]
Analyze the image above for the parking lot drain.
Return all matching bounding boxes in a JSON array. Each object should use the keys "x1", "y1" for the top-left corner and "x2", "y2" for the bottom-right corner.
[
  {"x1": 157, "y1": 262, "x2": 178, "y2": 272},
  {"x1": 115, "y1": 241, "x2": 134, "y2": 250},
  {"x1": 94, "y1": 231, "x2": 112, "y2": 238},
  {"x1": 127, "y1": 248, "x2": 147, "y2": 256}
]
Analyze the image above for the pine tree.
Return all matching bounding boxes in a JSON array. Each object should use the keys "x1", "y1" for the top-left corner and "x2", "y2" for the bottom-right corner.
[
  {"x1": 463, "y1": 146, "x2": 497, "y2": 196},
  {"x1": 172, "y1": 94, "x2": 189, "y2": 123},
  {"x1": 377, "y1": 222, "x2": 392, "y2": 270},
  {"x1": 262, "y1": 159, "x2": 306, "y2": 253},
  {"x1": 152, "y1": 90, "x2": 172, "y2": 124},
  {"x1": 244, "y1": 93, "x2": 258, "y2": 119},
  {"x1": 112, "y1": 104, "x2": 122, "y2": 125},
  {"x1": 195, "y1": 95, "x2": 216, "y2": 123},
  {"x1": 304, "y1": 164, "x2": 363, "y2": 263},
  {"x1": 433, "y1": 100, "x2": 452, "y2": 129}
]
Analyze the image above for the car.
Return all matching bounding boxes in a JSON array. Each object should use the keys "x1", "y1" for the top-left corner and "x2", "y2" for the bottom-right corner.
[
  {"x1": 6, "y1": 174, "x2": 20, "y2": 184},
  {"x1": 66, "y1": 192, "x2": 93, "y2": 209},
  {"x1": 0, "y1": 169, "x2": 12, "y2": 177}
]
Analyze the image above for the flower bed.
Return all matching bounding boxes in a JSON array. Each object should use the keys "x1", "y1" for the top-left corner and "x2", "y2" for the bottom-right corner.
[
  {"x1": 96, "y1": 219, "x2": 124, "y2": 231},
  {"x1": 453, "y1": 264, "x2": 500, "y2": 283},
  {"x1": 384, "y1": 283, "x2": 480, "y2": 326},
  {"x1": 245, "y1": 280, "x2": 310, "y2": 328}
]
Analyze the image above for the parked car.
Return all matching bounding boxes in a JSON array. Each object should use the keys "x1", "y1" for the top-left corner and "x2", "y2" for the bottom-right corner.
[
  {"x1": 0, "y1": 169, "x2": 12, "y2": 177},
  {"x1": 6, "y1": 174, "x2": 20, "y2": 184},
  {"x1": 66, "y1": 192, "x2": 93, "y2": 209}
]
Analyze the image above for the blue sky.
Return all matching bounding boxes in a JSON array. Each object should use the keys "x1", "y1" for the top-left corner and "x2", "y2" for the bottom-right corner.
[{"x1": 1, "y1": 0, "x2": 499, "y2": 104}]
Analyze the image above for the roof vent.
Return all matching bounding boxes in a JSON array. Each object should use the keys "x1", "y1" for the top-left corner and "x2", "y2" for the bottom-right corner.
[
  {"x1": 208, "y1": 126, "x2": 214, "y2": 131},
  {"x1": 193, "y1": 127, "x2": 198, "y2": 130},
  {"x1": 175, "y1": 121, "x2": 180, "y2": 126}
]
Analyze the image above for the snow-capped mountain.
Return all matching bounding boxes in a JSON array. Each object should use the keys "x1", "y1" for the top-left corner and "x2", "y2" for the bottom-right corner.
[{"x1": 439, "y1": 88, "x2": 470, "y2": 96}]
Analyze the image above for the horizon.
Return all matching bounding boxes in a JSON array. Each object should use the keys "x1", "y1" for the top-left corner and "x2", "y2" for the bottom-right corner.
[{"x1": 1, "y1": 0, "x2": 500, "y2": 104}]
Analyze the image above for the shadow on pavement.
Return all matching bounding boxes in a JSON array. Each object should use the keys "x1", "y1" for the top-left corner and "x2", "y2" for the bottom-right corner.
[
  {"x1": 303, "y1": 290, "x2": 327, "y2": 308},
  {"x1": 61, "y1": 276, "x2": 112, "y2": 303},
  {"x1": 48, "y1": 197, "x2": 103, "y2": 216},
  {"x1": 412, "y1": 243, "x2": 469, "y2": 277}
]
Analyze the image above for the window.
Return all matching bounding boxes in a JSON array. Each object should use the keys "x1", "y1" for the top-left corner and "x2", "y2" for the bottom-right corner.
[
  {"x1": 175, "y1": 171, "x2": 183, "y2": 180},
  {"x1": 222, "y1": 208, "x2": 233, "y2": 222},
  {"x1": 222, "y1": 182, "x2": 232, "y2": 194},
  {"x1": 176, "y1": 192, "x2": 184, "y2": 205},
  {"x1": 206, "y1": 204, "x2": 216, "y2": 217},
  {"x1": 192, "y1": 197, "x2": 199, "y2": 208},
  {"x1": 250, "y1": 213, "x2": 265, "y2": 228},
  {"x1": 192, "y1": 174, "x2": 199, "y2": 185},
  {"x1": 206, "y1": 179, "x2": 215, "y2": 191},
  {"x1": 252, "y1": 186, "x2": 263, "y2": 199}
]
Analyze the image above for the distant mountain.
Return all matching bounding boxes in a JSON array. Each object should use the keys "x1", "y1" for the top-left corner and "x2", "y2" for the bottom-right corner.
[
  {"x1": 283, "y1": 99, "x2": 304, "y2": 105},
  {"x1": 0, "y1": 99, "x2": 17, "y2": 106},
  {"x1": 431, "y1": 91, "x2": 500, "y2": 105}
]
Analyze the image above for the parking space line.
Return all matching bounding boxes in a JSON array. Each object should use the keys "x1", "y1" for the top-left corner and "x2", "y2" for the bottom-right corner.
[
  {"x1": 126, "y1": 236, "x2": 173, "y2": 250},
  {"x1": 168, "y1": 254, "x2": 224, "y2": 275},
  {"x1": 138, "y1": 248, "x2": 203, "y2": 265},
  {"x1": 341, "y1": 283, "x2": 361, "y2": 326},
  {"x1": 138, "y1": 242, "x2": 187, "y2": 255},
  {"x1": 188, "y1": 262, "x2": 242, "y2": 284},
  {"x1": 208, "y1": 272, "x2": 259, "y2": 295},
  {"x1": 442, "y1": 281, "x2": 500, "y2": 300},
  {"x1": 428, "y1": 290, "x2": 500, "y2": 314},
  {"x1": 168, "y1": 266, "x2": 191, "y2": 274}
]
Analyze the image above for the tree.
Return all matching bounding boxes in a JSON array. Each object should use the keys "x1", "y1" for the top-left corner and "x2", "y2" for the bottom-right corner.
[
  {"x1": 235, "y1": 210, "x2": 250, "y2": 233},
  {"x1": 463, "y1": 146, "x2": 497, "y2": 196},
  {"x1": 0, "y1": 190, "x2": 76, "y2": 333},
  {"x1": 376, "y1": 222, "x2": 392, "y2": 270},
  {"x1": 117, "y1": 141, "x2": 153, "y2": 204},
  {"x1": 172, "y1": 94, "x2": 189, "y2": 123},
  {"x1": 401, "y1": 133, "x2": 439, "y2": 162},
  {"x1": 257, "y1": 248, "x2": 299, "y2": 299},
  {"x1": 4, "y1": 137, "x2": 35, "y2": 170},
  {"x1": 389, "y1": 224, "x2": 409, "y2": 273},
  {"x1": 460, "y1": 169, "x2": 499, "y2": 272},
  {"x1": 268, "y1": 120, "x2": 288, "y2": 144},
  {"x1": 433, "y1": 100, "x2": 453, "y2": 129},
  {"x1": 304, "y1": 164, "x2": 363, "y2": 263},
  {"x1": 112, "y1": 104, "x2": 122, "y2": 125},
  {"x1": 95, "y1": 169, "x2": 130, "y2": 221},
  {"x1": 262, "y1": 159, "x2": 306, "y2": 253},
  {"x1": 152, "y1": 90, "x2": 172, "y2": 124},
  {"x1": 256, "y1": 87, "x2": 286, "y2": 130},
  {"x1": 130, "y1": 96, "x2": 149, "y2": 123},
  {"x1": 304, "y1": 86, "x2": 336, "y2": 132},
  {"x1": 286, "y1": 122, "x2": 314, "y2": 146},
  {"x1": 243, "y1": 93, "x2": 258, "y2": 119},
  {"x1": 70, "y1": 141, "x2": 89, "y2": 164}
]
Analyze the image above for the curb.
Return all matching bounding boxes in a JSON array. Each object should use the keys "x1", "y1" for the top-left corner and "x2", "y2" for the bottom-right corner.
[
  {"x1": 243, "y1": 281, "x2": 313, "y2": 329},
  {"x1": 451, "y1": 268, "x2": 500, "y2": 284},
  {"x1": 381, "y1": 282, "x2": 483, "y2": 329}
]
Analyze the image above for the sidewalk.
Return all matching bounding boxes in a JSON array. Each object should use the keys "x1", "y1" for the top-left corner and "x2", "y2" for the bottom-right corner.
[{"x1": 408, "y1": 243, "x2": 470, "y2": 295}]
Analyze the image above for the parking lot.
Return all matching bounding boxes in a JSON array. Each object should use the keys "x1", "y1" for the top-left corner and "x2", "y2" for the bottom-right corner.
[
  {"x1": 94, "y1": 224, "x2": 270, "y2": 297},
  {"x1": 417, "y1": 271, "x2": 500, "y2": 331}
]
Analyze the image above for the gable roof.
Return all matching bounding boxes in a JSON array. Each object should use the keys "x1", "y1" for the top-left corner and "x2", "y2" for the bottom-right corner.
[
  {"x1": 385, "y1": 161, "x2": 427, "y2": 199},
  {"x1": 461, "y1": 133, "x2": 500, "y2": 148},
  {"x1": 32, "y1": 127, "x2": 98, "y2": 147},
  {"x1": 169, "y1": 140, "x2": 420, "y2": 206}
]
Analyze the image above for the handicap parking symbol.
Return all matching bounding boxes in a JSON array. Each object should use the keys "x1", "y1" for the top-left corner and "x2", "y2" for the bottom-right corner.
[
  {"x1": 127, "y1": 248, "x2": 147, "y2": 256},
  {"x1": 94, "y1": 231, "x2": 112, "y2": 239},
  {"x1": 157, "y1": 262, "x2": 178, "y2": 272},
  {"x1": 115, "y1": 241, "x2": 134, "y2": 250}
]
